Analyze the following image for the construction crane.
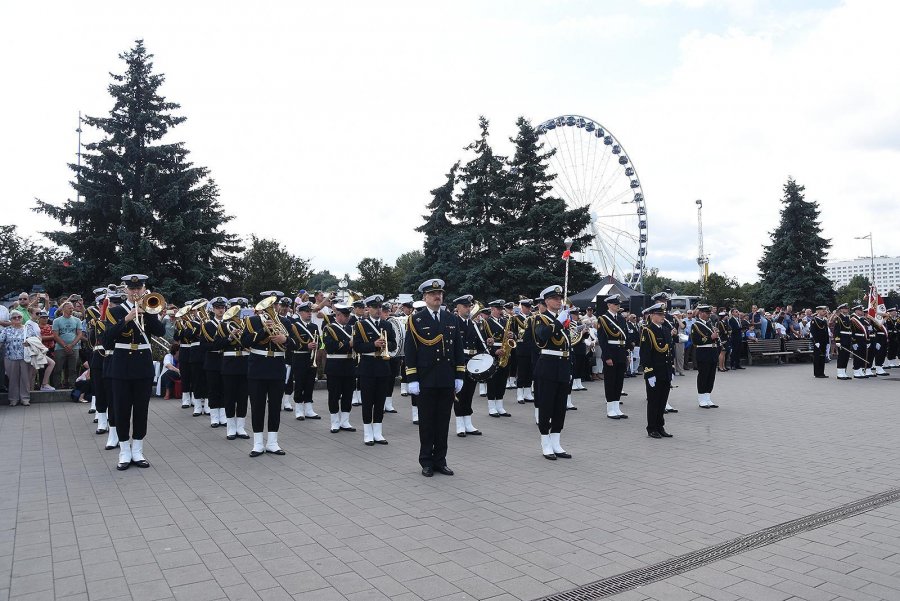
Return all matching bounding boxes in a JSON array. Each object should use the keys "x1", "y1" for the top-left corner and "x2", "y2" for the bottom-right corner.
[{"x1": 696, "y1": 199, "x2": 709, "y2": 295}]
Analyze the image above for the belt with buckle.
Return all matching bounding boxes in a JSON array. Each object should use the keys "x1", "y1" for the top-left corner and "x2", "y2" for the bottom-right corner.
[
  {"x1": 223, "y1": 351, "x2": 245, "y2": 357},
  {"x1": 541, "y1": 349, "x2": 569, "y2": 357},
  {"x1": 326, "y1": 354, "x2": 353, "y2": 359},
  {"x1": 114, "y1": 343, "x2": 150, "y2": 350},
  {"x1": 250, "y1": 349, "x2": 285, "y2": 358}
]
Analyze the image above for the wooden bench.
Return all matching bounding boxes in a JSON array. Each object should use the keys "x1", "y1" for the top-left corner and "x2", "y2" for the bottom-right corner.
[
  {"x1": 746, "y1": 338, "x2": 794, "y2": 365},
  {"x1": 783, "y1": 339, "x2": 814, "y2": 362}
]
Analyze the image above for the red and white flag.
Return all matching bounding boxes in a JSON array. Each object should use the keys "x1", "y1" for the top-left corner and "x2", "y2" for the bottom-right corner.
[{"x1": 867, "y1": 285, "x2": 884, "y2": 317}]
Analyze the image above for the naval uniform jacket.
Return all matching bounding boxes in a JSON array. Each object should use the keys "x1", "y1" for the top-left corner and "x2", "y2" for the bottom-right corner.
[
  {"x1": 640, "y1": 322, "x2": 672, "y2": 382},
  {"x1": 175, "y1": 319, "x2": 194, "y2": 363},
  {"x1": 690, "y1": 318, "x2": 718, "y2": 363},
  {"x1": 353, "y1": 317, "x2": 397, "y2": 378},
  {"x1": 832, "y1": 314, "x2": 853, "y2": 346},
  {"x1": 240, "y1": 314, "x2": 295, "y2": 380},
  {"x1": 513, "y1": 313, "x2": 534, "y2": 358},
  {"x1": 211, "y1": 319, "x2": 248, "y2": 376},
  {"x1": 456, "y1": 314, "x2": 487, "y2": 358},
  {"x1": 850, "y1": 314, "x2": 870, "y2": 347},
  {"x1": 201, "y1": 318, "x2": 225, "y2": 371},
  {"x1": 289, "y1": 319, "x2": 320, "y2": 368},
  {"x1": 811, "y1": 316, "x2": 830, "y2": 347},
  {"x1": 533, "y1": 312, "x2": 572, "y2": 383},
  {"x1": 403, "y1": 308, "x2": 464, "y2": 388},
  {"x1": 102, "y1": 302, "x2": 166, "y2": 380},
  {"x1": 481, "y1": 316, "x2": 509, "y2": 359},
  {"x1": 323, "y1": 322, "x2": 356, "y2": 378},
  {"x1": 597, "y1": 311, "x2": 628, "y2": 363}
]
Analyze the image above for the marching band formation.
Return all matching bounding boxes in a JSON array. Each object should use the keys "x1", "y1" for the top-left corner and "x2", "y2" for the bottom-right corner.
[{"x1": 80, "y1": 274, "x2": 900, "y2": 475}]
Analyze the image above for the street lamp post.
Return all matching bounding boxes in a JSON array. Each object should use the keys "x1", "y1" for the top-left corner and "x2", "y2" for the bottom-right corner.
[{"x1": 853, "y1": 233, "x2": 875, "y2": 289}]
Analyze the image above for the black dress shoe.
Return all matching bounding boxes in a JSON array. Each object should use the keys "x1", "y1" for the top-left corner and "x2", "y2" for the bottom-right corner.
[
  {"x1": 249, "y1": 449, "x2": 263, "y2": 457},
  {"x1": 658, "y1": 428, "x2": 673, "y2": 437},
  {"x1": 708, "y1": 403, "x2": 719, "y2": 408},
  {"x1": 544, "y1": 453, "x2": 557, "y2": 460},
  {"x1": 435, "y1": 466, "x2": 454, "y2": 475},
  {"x1": 554, "y1": 450, "x2": 572, "y2": 459},
  {"x1": 498, "y1": 412, "x2": 511, "y2": 417},
  {"x1": 648, "y1": 431, "x2": 663, "y2": 439},
  {"x1": 668, "y1": 408, "x2": 678, "y2": 413},
  {"x1": 192, "y1": 412, "x2": 201, "y2": 417},
  {"x1": 105, "y1": 443, "x2": 119, "y2": 450},
  {"x1": 607, "y1": 415, "x2": 621, "y2": 419},
  {"x1": 489, "y1": 413, "x2": 500, "y2": 418},
  {"x1": 618, "y1": 414, "x2": 628, "y2": 419},
  {"x1": 421, "y1": 466, "x2": 434, "y2": 477},
  {"x1": 518, "y1": 400, "x2": 526, "y2": 404},
  {"x1": 131, "y1": 459, "x2": 150, "y2": 468},
  {"x1": 620, "y1": 393, "x2": 628, "y2": 397},
  {"x1": 265, "y1": 448, "x2": 286, "y2": 455},
  {"x1": 365, "y1": 440, "x2": 375, "y2": 446},
  {"x1": 400, "y1": 392, "x2": 409, "y2": 397},
  {"x1": 331, "y1": 428, "x2": 340, "y2": 434},
  {"x1": 116, "y1": 461, "x2": 130, "y2": 471},
  {"x1": 295, "y1": 415, "x2": 305, "y2": 421},
  {"x1": 96, "y1": 428, "x2": 108, "y2": 435},
  {"x1": 567, "y1": 406, "x2": 578, "y2": 411},
  {"x1": 457, "y1": 432, "x2": 466, "y2": 437},
  {"x1": 384, "y1": 409, "x2": 397, "y2": 414},
  {"x1": 237, "y1": 432, "x2": 250, "y2": 439},
  {"x1": 88, "y1": 408, "x2": 97, "y2": 414},
  {"x1": 227, "y1": 433, "x2": 237, "y2": 440},
  {"x1": 306, "y1": 414, "x2": 321, "y2": 419},
  {"x1": 211, "y1": 423, "x2": 220, "y2": 428},
  {"x1": 736, "y1": 366, "x2": 746, "y2": 370},
  {"x1": 466, "y1": 429, "x2": 482, "y2": 435},
  {"x1": 375, "y1": 439, "x2": 389, "y2": 445},
  {"x1": 340, "y1": 426, "x2": 357, "y2": 432},
  {"x1": 283, "y1": 407, "x2": 292, "y2": 412},
  {"x1": 413, "y1": 420, "x2": 419, "y2": 425}
]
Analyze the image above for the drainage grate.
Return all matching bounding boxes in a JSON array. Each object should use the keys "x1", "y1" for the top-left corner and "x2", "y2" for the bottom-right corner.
[{"x1": 535, "y1": 487, "x2": 900, "y2": 601}]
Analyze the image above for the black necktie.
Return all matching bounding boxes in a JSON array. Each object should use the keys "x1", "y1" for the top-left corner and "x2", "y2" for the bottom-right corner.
[{"x1": 433, "y1": 311, "x2": 439, "y2": 323}]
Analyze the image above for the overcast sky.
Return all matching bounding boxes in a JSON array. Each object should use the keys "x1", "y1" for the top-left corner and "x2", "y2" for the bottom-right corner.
[{"x1": 2, "y1": 0, "x2": 898, "y2": 287}]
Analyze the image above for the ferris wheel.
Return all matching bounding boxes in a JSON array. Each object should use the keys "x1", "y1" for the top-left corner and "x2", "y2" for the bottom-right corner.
[{"x1": 536, "y1": 115, "x2": 648, "y2": 291}]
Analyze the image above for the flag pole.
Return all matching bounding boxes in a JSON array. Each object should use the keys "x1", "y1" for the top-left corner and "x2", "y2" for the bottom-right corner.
[{"x1": 563, "y1": 237, "x2": 574, "y2": 308}]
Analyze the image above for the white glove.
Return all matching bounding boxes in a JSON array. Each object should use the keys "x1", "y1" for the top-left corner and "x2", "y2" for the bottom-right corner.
[
  {"x1": 853, "y1": 344, "x2": 858, "y2": 350},
  {"x1": 557, "y1": 309, "x2": 570, "y2": 325},
  {"x1": 814, "y1": 343, "x2": 820, "y2": 348},
  {"x1": 647, "y1": 376, "x2": 656, "y2": 388},
  {"x1": 454, "y1": 379, "x2": 463, "y2": 393},
  {"x1": 408, "y1": 381, "x2": 420, "y2": 396},
  {"x1": 876, "y1": 343, "x2": 881, "y2": 350}
]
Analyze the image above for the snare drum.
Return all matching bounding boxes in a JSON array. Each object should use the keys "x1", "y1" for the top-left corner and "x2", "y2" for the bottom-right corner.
[{"x1": 465, "y1": 353, "x2": 497, "y2": 383}]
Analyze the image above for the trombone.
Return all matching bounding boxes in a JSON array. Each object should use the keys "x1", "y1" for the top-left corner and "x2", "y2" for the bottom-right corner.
[{"x1": 134, "y1": 291, "x2": 166, "y2": 337}]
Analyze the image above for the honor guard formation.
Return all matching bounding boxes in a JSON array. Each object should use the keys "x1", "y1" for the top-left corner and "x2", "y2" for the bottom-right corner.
[{"x1": 46, "y1": 275, "x2": 897, "y2": 476}]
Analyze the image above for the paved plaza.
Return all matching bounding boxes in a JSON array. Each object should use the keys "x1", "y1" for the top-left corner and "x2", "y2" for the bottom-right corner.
[{"x1": 2, "y1": 363, "x2": 900, "y2": 601}]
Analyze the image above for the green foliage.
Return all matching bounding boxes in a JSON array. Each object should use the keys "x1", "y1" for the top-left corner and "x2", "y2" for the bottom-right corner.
[
  {"x1": 33, "y1": 40, "x2": 242, "y2": 302},
  {"x1": 835, "y1": 274, "x2": 871, "y2": 307},
  {"x1": 356, "y1": 258, "x2": 400, "y2": 298},
  {"x1": 0, "y1": 226, "x2": 62, "y2": 296},
  {"x1": 757, "y1": 178, "x2": 834, "y2": 308},
  {"x1": 235, "y1": 236, "x2": 312, "y2": 298},
  {"x1": 411, "y1": 116, "x2": 598, "y2": 300},
  {"x1": 306, "y1": 270, "x2": 340, "y2": 293}
]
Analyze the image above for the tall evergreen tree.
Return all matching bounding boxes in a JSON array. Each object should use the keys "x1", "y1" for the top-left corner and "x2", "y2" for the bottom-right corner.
[
  {"x1": 506, "y1": 117, "x2": 595, "y2": 297},
  {"x1": 405, "y1": 162, "x2": 463, "y2": 292},
  {"x1": 757, "y1": 178, "x2": 834, "y2": 308},
  {"x1": 452, "y1": 117, "x2": 516, "y2": 299},
  {"x1": 34, "y1": 40, "x2": 241, "y2": 300},
  {"x1": 233, "y1": 236, "x2": 312, "y2": 298}
]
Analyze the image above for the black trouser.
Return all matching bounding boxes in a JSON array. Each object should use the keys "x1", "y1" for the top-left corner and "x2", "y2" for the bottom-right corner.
[
  {"x1": 603, "y1": 361, "x2": 626, "y2": 401},
  {"x1": 837, "y1": 344, "x2": 850, "y2": 369},
  {"x1": 160, "y1": 370, "x2": 180, "y2": 395},
  {"x1": 180, "y1": 358, "x2": 192, "y2": 394},
  {"x1": 283, "y1": 356, "x2": 295, "y2": 395},
  {"x1": 222, "y1": 373, "x2": 248, "y2": 418},
  {"x1": 454, "y1": 375, "x2": 476, "y2": 417},
  {"x1": 574, "y1": 353, "x2": 587, "y2": 380},
  {"x1": 486, "y1": 364, "x2": 509, "y2": 400},
  {"x1": 292, "y1": 358, "x2": 315, "y2": 404},
  {"x1": 206, "y1": 368, "x2": 223, "y2": 409},
  {"x1": 360, "y1": 375, "x2": 391, "y2": 424},
  {"x1": 646, "y1": 378, "x2": 670, "y2": 434},
  {"x1": 399, "y1": 358, "x2": 408, "y2": 383},
  {"x1": 104, "y1": 376, "x2": 115, "y2": 426},
  {"x1": 113, "y1": 378, "x2": 152, "y2": 441},
  {"x1": 536, "y1": 378, "x2": 568, "y2": 435},
  {"x1": 813, "y1": 343, "x2": 826, "y2": 376},
  {"x1": 92, "y1": 361, "x2": 107, "y2": 413},
  {"x1": 249, "y1": 378, "x2": 282, "y2": 432},
  {"x1": 852, "y1": 341, "x2": 867, "y2": 369},
  {"x1": 417, "y1": 386, "x2": 454, "y2": 468},
  {"x1": 875, "y1": 338, "x2": 887, "y2": 367},
  {"x1": 326, "y1": 375, "x2": 354, "y2": 414},
  {"x1": 696, "y1": 361, "x2": 716, "y2": 394},
  {"x1": 729, "y1": 338, "x2": 742, "y2": 368},
  {"x1": 191, "y1": 361, "x2": 207, "y2": 398},
  {"x1": 888, "y1": 338, "x2": 898, "y2": 361}
]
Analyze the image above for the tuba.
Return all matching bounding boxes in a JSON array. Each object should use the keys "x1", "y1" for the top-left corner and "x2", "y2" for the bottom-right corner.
[
  {"x1": 192, "y1": 299, "x2": 210, "y2": 323},
  {"x1": 255, "y1": 296, "x2": 289, "y2": 349}
]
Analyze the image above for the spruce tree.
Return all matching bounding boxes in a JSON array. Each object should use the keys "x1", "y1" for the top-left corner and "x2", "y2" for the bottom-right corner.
[
  {"x1": 405, "y1": 162, "x2": 463, "y2": 293},
  {"x1": 757, "y1": 178, "x2": 834, "y2": 308},
  {"x1": 34, "y1": 40, "x2": 241, "y2": 300},
  {"x1": 452, "y1": 117, "x2": 515, "y2": 299}
]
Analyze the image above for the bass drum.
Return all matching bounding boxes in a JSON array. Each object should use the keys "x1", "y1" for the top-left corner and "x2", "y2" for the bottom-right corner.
[{"x1": 466, "y1": 353, "x2": 497, "y2": 383}]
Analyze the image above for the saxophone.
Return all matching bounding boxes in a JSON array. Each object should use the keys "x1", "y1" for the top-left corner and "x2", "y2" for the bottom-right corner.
[{"x1": 497, "y1": 317, "x2": 517, "y2": 368}]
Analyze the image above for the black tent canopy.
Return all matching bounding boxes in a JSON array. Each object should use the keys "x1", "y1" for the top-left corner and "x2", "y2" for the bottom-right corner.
[{"x1": 568, "y1": 276, "x2": 646, "y2": 313}]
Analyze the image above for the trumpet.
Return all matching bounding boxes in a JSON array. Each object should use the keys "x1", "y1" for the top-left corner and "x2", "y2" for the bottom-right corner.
[
  {"x1": 378, "y1": 328, "x2": 391, "y2": 360},
  {"x1": 255, "y1": 296, "x2": 288, "y2": 350},
  {"x1": 311, "y1": 331, "x2": 320, "y2": 367}
]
